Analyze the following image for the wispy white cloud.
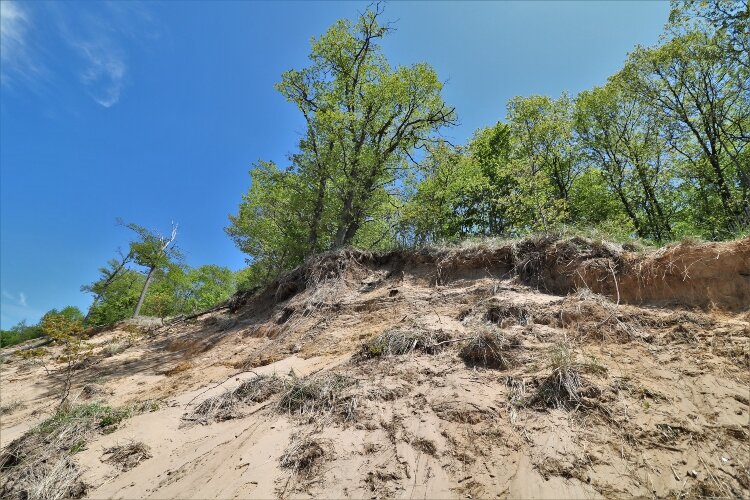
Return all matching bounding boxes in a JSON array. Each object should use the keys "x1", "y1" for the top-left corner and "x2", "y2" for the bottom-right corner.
[
  {"x1": 0, "y1": 1, "x2": 43, "y2": 87},
  {"x1": 1, "y1": 290, "x2": 40, "y2": 328},
  {"x1": 3, "y1": 290, "x2": 28, "y2": 306},
  {"x1": 1, "y1": 2, "x2": 157, "y2": 107},
  {"x1": 76, "y1": 41, "x2": 127, "y2": 108}
]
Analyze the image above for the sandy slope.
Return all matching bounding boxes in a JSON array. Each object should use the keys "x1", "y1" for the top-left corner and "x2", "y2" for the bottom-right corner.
[{"x1": 1, "y1": 237, "x2": 748, "y2": 499}]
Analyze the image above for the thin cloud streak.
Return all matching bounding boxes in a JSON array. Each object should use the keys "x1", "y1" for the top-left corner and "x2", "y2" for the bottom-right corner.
[
  {"x1": 1, "y1": 2, "x2": 157, "y2": 107},
  {"x1": 76, "y1": 41, "x2": 127, "y2": 108},
  {"x1": 0, "y1": 1, "x2": 43, "y2": 87},
  {"x1": 1, "y1": 290, "x2": 39, "y2": 327}
]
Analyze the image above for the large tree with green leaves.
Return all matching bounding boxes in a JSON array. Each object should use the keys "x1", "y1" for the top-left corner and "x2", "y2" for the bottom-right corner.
[
  {"x1": 228, "y1": 4, "x2": 455, "y2": 272},
  {"x1": 575, "y1": 81, "x2": 677, "y2": 241},
  {"x1": 504, "y1": 94, "x2": 581, "y2": 231},
  {"x1": 620, "y1": 27, "x2": 749, "y2": 234}
]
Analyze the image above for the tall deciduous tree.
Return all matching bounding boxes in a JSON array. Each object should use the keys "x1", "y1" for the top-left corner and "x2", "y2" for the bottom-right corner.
[
  {"x1": 228, "y1": 4, "x2": 456, "y2": 272},
  {"x1": 575, "y1": 81, "x2": 676, "y2": 241},
  {"x1": 620, "y1": 29, "x2": 749, "y2": 233}
]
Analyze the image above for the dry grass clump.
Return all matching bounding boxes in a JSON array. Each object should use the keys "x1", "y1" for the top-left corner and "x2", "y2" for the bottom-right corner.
[
  {"x1": 360, "y1": 328, "x2": 451, "y2": 358},
  {"x1": 0, "y1": 402, "x2": 133, "y2": 500},
  {"x1": 460, "y1": 326, "x2": 521, "y2": 369},
  {"x1": 278, "y1": 372, "x2": 358, "y2": 421},
  {"x1": 186, "y1": 374, "x2": 285, "y2": 424},
  {"x1": 189, "y1": 392, "x2": 240, "y2": 424},
  {"x1": 484, "y1": 303, "x2": 533, "y2": 327},
  {"x1": 555, "y1": 289, "x2": 642, "y2": 342},
  {"x1": 411, "y1": 437, "x2": 437, "y2": 456},
  {"x1": 280, "y1": 434, "x2": 328, "y2": 478},
  {"x1": 234, "y1": 374, "x2": 285, "y2": 403},
  {"x1": 103, "y1": 442, "x2": 152, "y2": 471},
  {"x1": 80, "y1": 383, "x2": 113, "y2": 400},
  {"x1": 102, "y1": 341, "x2": 129, "y2": 357},
  {"x1": 530, "y1": 341, "x2": 606, "y2": 410},
  {"x1": 532, "y1": 342, "x2": 582, "y2": 409},
  {"x1": 0, "y1": 399, "x2": 24, "y2": 416}
]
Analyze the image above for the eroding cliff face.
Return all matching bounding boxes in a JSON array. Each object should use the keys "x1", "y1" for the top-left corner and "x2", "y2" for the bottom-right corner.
[{"x1": 2, "y1": 237, "x2": 748, "y2": 499}]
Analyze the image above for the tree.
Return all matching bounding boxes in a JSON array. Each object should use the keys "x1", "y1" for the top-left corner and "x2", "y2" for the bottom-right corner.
[
  {"x1": 183, "y1": 265, "x2": 236, "y2": 313},
  {"x1": 84, "y1": 269, "x2": 144, "y2": 326},
  {"x1": 228, "y1": 4, "x2": 456, "y2": 272},
  {"x1": 226, "y1": 162, "x2": 312, "y2": 281},
  {"x1": 669, "y1": 0, "x2": 750, "y2": 71},
  {"x1": 505, "y1": 94, "x2": 581, "y2": 231},
  {"x1": 0, "y1": 320, "x2": 45, "y2": 348},
  {"x1": 399, "y1": 124, "x2": 515, "y2": 243},
  {"x1": 575, "y1": 82, "x2": 676, "y2": 241},
  {"x1": 621, "y1": 29, "x2": 749, "y2": 234},
  {"x1": 123, "y1": 221, "x2": 181, "y2": 317},
  {"x1": 41, "y1": 308, "x2": 87, "y2": 407},
  {"x1": 81, "y1": 250, "x2": 133, "y2": 323},
  {"x1": 277, "y1": 4, "x2": 456, "y2": 248},
  {"x1": 400, "y1": 142, "x2": 482, "y2": 243}
]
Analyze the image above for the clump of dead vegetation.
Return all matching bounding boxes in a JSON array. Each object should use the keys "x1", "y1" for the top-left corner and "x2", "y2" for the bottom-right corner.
[
  {"x1": 553, "y1": 289, "x2": 643, "y2": 342},
  {"x1": 529, "y1": 340, "x2": 606, "y2": 410},
  {"x1": 235, "y1": 373, "x2": 286, "y2": 402},
  {"x1": 0, "y1": 399, "x2": 24, "y2": 416},
  {"x1": 459, "y1": 325, "x2": 521, "y2": 369},
  {"x1": 0, "y1": 402, "x2": 135, "y2": 500},
  {"x1": 484, "y1": 303, "x2": 534, "y2": 327},
  {"x1": 531, "y1": 341, "x2": 582, "y2": 409},
  {"x1": 278, "y1": 372, "x2": 358, "y2": 422},
  {"x1": 163, "y1": 361, "x2": 193, "y2": 376},
  {"x1": 103, "y1": 442, "x2": 152, "y2": 471},
  {"x1": 186, "y1": 374, "x2": 285, "y2": 424},
  {"x1": 280, "y1": 434, "x2": 329, "y2": 478},
  {"x1": 360, "y1": 327, "x2": 451, "y2": 358},
  {"x1": 189, "y1": 392, "x2": 241, "y2": 424}
]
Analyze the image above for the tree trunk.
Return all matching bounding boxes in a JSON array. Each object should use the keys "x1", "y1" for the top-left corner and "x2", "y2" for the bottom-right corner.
[
  {"x1": 306, "y1": 177, "x2": 327, "y2": 256},
  {"x1": 334, "y1": 192, "x2": 356, "y2": 247},
  {"x1": 133, "y1": 267, "x2": 156, "y2": 317}
]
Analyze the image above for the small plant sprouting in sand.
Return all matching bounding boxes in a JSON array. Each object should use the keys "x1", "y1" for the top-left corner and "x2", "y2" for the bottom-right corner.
[
  {"x1": 459, "y1": 325, "x2": 521, "y2": 369},
  {"x1": 360, "y1": 328, "x2": 450, "y2": 358},
  {"x1": 103, "y1": 441, "x2": 152, "y2": 471},
  {"x1": 41, "y1": 312, "x2": 92, "y2": 407},
  {"x1": 14, "y1": 347, "x2": 47, "y2": 361}
]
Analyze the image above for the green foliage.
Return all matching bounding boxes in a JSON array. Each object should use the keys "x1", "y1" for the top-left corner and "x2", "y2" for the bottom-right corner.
[
  {"x1": 83, "y1": 219, "x2": 235, "y2": 324},
  {"x1": 36, "y1": 402, "x2": 131, "y2": 439},
  {"x1": 0, "y1": 320, "x2": 45, "y2": 348},
  {"x1": 41, "y1": 309, "x2": 89, "y2": 360},
  {"x1": 228, "y1": 5, "x2": 455, "y2": 277},
  {"x1": 182, "y1": 265, "x2": 236, "y2": 313},
  {"x1": 222, "y1": 2, "x2": 748, "y2": 292},
  {"x1": 85, "y1": 269, "x2": 144, "y2": 326},
  {"x1": 123, "y1": 221, "x2": 182, "y2": 272}
]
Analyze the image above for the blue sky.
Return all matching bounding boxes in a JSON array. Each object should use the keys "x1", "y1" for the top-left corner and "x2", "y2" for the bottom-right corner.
[{"x1": 0, "y1": 1, "x2": 670, "y2": 328}]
